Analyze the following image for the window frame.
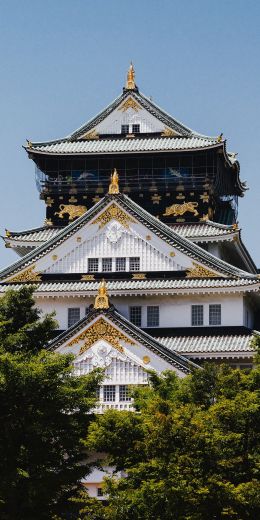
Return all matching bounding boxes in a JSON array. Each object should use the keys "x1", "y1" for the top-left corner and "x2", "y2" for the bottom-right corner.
[
  {"x1": 68, "y1": 307, "x2": 80, "y2": 328},
  {"x1": 102, "y1": 257, "x2": 112, "y2": 272},
  {"x1": 119, "y1": 385, "x2": 132, "y2": 402},
  {"x1": 88, "y1": 257, "x2": 99, "y2": 272},
  {"x1": 129, "y1": 256, "x2": 140, "y2": 271},
  {"x1": 116, "y1": 257, "x2": 126, "y2": 272},
  {"x1": 121, "y1": 124, "x2": 129, "y2": 134},
  {"x1": 103, "y1": 385, "x2": 116, "y2": 402},
  {"x1": 129, "y1": 306, "x2": 142, "y2": 327},
  {"x1": 191, "y1": 304, "x2": 204, "y2": 326},
  {"x1": 209, "y1": 304, "x2": 221, "y2": 326},
  {"x1": 132, "y1": 124, "x2": 140, "y2": 134},
  {"x1": 147, "y1": 306, "x2": 160, "y2": 327}
]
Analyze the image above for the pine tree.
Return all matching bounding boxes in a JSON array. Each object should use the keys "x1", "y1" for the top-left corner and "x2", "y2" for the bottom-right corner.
[{"x1": 0, "y1": 287, "x2": 102, "y2": 519}]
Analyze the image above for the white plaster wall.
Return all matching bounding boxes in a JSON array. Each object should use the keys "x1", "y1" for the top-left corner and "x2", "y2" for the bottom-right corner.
[
  {"x1": 44, "y1": 229, "x2": 179, "y2": 274},
  {"x1": 94, "y1": 102, "x2": 166, "y2": 135},
  {"x1": 243, "y1": 297, "x2": 254, "y2": 328},
  {"x1": 208, "y1": 243, "x2": 222, "y2": 259},
  {"x1": 36, "y1": 293, "x2": 245, "y2": 330}
]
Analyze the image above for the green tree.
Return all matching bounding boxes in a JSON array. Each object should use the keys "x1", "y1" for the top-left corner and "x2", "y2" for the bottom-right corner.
[
  {"x1": 0, "y1": 288, "x2": 102, "y2": 519},
  {"x1": 86, "y1": 360, "x2": 260, "y2": 520}
]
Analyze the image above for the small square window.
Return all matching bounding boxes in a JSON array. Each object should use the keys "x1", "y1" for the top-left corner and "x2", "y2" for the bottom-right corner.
[
  {"x1": 68, "y1": 308, "x2": 80, "y2": 328},
  {"x1": 88, "y1": 258, "x2": 99, "y2": 272},
  {"x1": 130, "y1": 306, "x2": 142, "y2": 327},
  {"x1": 209, "y1": 304, "x2": 221, "y2": 325},
  {"x1": 132, "y1": 124, "x2": 140, "y2": 133},
  {"x1": 102, "y1": 258, "x2": 112, "y2": 272},
  {"x1": 191, "y1": 305, "x2": 203, "y2": 326},
  {"x1": 147, "y1": 306, "x2": 159, "y2": 327},
  {"x1": 116, "y1": 257, "x2": 126, "y2": 271},
  {"x1": 119, "y1": 385, "x2": 132, "y2": 402},
  {"x1": 103, "y1": 385, "x2": 116, "y2": 402},
  {"x1": 97, "y1": 488, "x2": 103, "y2": 497},
  {"x1": 121, "y1": 124, "x2": 129, "y2": 134},
  {"x1": 129, "y1": 257, "x2": 140, "y2": 271}
]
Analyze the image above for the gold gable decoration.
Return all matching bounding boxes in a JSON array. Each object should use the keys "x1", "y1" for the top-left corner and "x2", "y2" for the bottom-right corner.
[
  {"x1": 6, "y1": 264, "x2": 42, "y2": 283},
  {"x1": 81, "y1": 129, "x2": 99, "y2": 140},
  {"x1": 92, "y1": 203, "x2": 136, "y2": 229},
  {"x1": 67, "y1": 317, "x2": 135, "y2": 355},
  {"x1": 186, "y1": 262, "x2": 219, "y2": 278},
  {"x1": 108, "y1": 169, "x2": 119, "y2": 194},
  {"x1": 94, "y1": 280, "x2": 109, "y2": 309},
  {"x1": 161, "y1": 127, "x2": 177, "y2": 137},
  {"x1": 118, "y1": 97, "x2": 141, "y2": 113}
]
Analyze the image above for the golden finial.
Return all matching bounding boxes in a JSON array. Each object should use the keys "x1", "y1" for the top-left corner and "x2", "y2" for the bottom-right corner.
[
  {"x1": 126, "y1": 62, "x2": 136, "y2": 90},
  {"x1": 94, "y1": 279, "x2": 109, "y2": 309},
  {"x1": 5, "y1": 229, "x2": 11, "y2": 237},
  {"x1": 108, "y1": 168, "x2": 119, "y2": 194},
  {"x1": 217, "y1": 133, "x2": 223, "y2": 143},
  {"x1": 26, "y1": 139, "x2": 32, "y2": 148}
]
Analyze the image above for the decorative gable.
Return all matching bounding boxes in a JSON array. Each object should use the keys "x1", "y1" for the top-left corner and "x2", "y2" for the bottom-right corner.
[
  {"x1": 1, "y1": 194, "x2": 254, "y2": 283},
  {"x1": 53, "y1": 309, "x2": 192, "y2": 379}
]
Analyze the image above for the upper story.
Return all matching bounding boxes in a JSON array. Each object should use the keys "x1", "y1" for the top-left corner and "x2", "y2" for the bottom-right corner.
[{"x1": 24, "y1": 64, "x2": 246, "y2": 227}]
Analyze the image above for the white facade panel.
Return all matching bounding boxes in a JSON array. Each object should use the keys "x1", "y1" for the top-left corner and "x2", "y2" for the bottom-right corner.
[{"x1": 37, "y1": 293, "x2": 245, "y2": 330}]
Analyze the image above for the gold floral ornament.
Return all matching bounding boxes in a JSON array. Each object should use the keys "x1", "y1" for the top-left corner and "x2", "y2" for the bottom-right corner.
[
  {"x1": 108, "y1": 169, "x2": 119, "y2": 194},
  {"x1": 68, "y1": 317, "x2": 135, "y2": 355},
  {"x1": 92, "y1": 203, "x2": 136, "y2": 229},
  {"x1": 118, "y1": 97, "x2": 141, "y2": 112},
  {"x1": 6, "y1": 264, "x2": 42, "y2": 283},
  {"x1": 125, "y1": 62, "x2": 136, "y2": 90},
  {"x1": 94, "y1": 279, "x2": 109, "y2": 309},
  {"x1": 186, "y1": 262, "x2": 219, "y2": 278}
]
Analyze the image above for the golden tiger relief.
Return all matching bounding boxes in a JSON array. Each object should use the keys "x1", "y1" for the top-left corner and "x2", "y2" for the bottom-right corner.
[
  {"x1": 55, "y1": 204, "x2": 87, "y2": 220},
  {"x1": 163, "y1": 201, "x2": 199, "y2": 217}
]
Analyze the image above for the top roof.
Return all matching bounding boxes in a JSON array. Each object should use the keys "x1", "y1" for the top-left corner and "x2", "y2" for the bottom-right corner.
[{"x1": 24, "y1": 64, "x2": 234, "y2": 157}]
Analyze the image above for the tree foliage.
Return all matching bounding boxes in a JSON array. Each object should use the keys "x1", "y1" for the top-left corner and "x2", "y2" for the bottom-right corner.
[
  {"x1": 0, "y1": 287, "x2": 102, "y2": 519},
  {"x1": 86, "y1": 358, "x2": 260, "y2": 520}
]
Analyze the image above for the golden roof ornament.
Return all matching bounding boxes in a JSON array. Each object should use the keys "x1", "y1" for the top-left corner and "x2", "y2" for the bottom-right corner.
[
  {"x1": 108, "y1": 168, "x2": 119, "y2": 194},
  {"x1": 217, "y1": 133, "x2": 223, "y2": 143},
  {"x1": 94, "y1": 279, "x2": 110, "y2": 309},
  {"x1": 126, "y1": 62, "x2": 136, "y2": 90}
]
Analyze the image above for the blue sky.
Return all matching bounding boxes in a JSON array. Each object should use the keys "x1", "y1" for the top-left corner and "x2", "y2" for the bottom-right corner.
[{"x1": 0, "y1": 0, "x2": 260, "y2": 269}]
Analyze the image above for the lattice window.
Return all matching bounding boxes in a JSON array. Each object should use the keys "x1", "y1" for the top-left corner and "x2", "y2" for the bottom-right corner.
[
  {"x1": 88, "y1": 258, "x2": 99, "y2": 272},
  {"x1": 102, "y1": 257, "x2": 112, "y2": 272},
  {"x1": 209, "y1": 304, "x2": 221, "y2": 325},
  {"x1": 116, "y1": 257, "x2": 126, "y2": 271},
  {"x1": 132, "y1": 124, "x2": 140, "y2": 134},
  {"x1": 121, "y1": 124, "x2": 129, "y2": 134},
  {"x1": 147, "y1": 306, "x2": 159, "y2": 327},
  {"x1": 103, "y1": 385, "x2": 116, "y2": 402},
  {"x1": 129, "y1": 257, "x2": 140, "y2": 271},
  {"x1": 130, "y1": 306, "x2": 142, "y2": 327},
  {"x1": 119, "y1": 385, "x2": 132, "y2": 402},
  {"x1": 97, "y1": 488, "x2": 103, "y2": 497},
  {"x1": 191, "y1": 305, "x2": 203, "y2": 326},
  {"x1": 68, "y1": 308, "x2": 80, "y2": 328}
]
